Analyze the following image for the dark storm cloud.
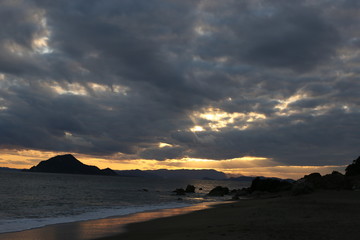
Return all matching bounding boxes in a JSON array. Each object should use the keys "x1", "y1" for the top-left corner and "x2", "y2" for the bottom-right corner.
[
  {"x1": 0, "y1": 1, "x2": 47, "y2": 75},
  {"x1": 0, "y1": 0, "x2": 359, "y2": 167},
  {"x1": 139, "y1": 146, "x2": 186, "y2": 161},
  {"x1": 196, "y1": 0, "x2": 340, "y2": 72}
]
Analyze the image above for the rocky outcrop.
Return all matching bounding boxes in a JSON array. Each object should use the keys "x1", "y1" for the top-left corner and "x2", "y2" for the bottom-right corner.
[
  {"x1": 250, "y1": 177, "x2": 293, "y2": 193},
  {"x1": 185, "y1": 185, "x2": 195, "y2": 193},
  {"x1": 301, "y1": 173, "x2": 326, "y2": 188},
  {"x1": 292, "y1": 179, "x2": 315, "y2": 196},
  {"x1": 28, "y1": 154, "x2": 118, "y2": 176},
  {"x1": 231, "y1": 188, "x2": 251, "y2": 200},
  {"x1": 172, "y1": 185, "x2": 196, "y2": 195},
  {"x1": 292, "y1": 171, "x2": 351, "y2": 195},
  {"x1": 345, "y1": 156, "x2": 360, "y2": 177},
  {"x1": 173, "y1": 188, "x2": 186, "y2": 195},
  {"x1": 322, "y1": 171, "x2": 349, "y2": 189},
  {"x1": 208, "y1": 186, "x2": 229, "y2": 196}
]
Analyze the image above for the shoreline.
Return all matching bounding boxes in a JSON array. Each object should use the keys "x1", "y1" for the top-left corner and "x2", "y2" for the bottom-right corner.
[
  {"x1": 0, "y1": 201, "x2": 223, "y2": 240},
  {"x1": 96, "y1": 190, "x2": 360, "y2": 240},
  {"x1": 0, "y1": 201, "x2": 194, "y2": 235},
  {"x1": 3, "y1": 190, "x2": 360, "y2": 240}
]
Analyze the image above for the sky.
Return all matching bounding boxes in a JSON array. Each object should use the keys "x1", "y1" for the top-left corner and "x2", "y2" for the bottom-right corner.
[{"x1": 0, "y1": 0, "x2": 359, "y2": 179}]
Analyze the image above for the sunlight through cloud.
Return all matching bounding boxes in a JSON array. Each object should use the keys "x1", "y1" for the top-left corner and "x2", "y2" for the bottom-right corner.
[
  {"x1": 191, "y1": 108, "x2": 266, "y2": 131},
  {"x1": 158, "y1": 142, "x2": 173, "y2": 148}
]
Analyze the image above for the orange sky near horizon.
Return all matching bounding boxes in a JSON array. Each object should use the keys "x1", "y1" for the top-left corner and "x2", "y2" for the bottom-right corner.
[{"x1": 0, "y1": 149, "x2": 346, "y2": 179}]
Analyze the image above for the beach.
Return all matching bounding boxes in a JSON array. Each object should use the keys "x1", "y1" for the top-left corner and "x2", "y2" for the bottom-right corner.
[
  {"x1": 0, "y1": 202, "x2": 218, "y2": 240},
  {"x1": 97, "y1": 190, "x2": 360, "y2": 240},
  {"x1": 1, "y1": 190, "x2": 360, "y2": 240}
]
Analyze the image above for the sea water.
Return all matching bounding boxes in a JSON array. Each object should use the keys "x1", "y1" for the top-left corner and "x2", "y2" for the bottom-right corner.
[{"x1": 0, "y1": 171, "x2": 250, "y2": 234}]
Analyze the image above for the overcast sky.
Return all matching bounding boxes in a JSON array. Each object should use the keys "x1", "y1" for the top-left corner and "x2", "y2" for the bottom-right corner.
[{"x1": 0, "y1": 0, "x2": 359, "y2": 176}]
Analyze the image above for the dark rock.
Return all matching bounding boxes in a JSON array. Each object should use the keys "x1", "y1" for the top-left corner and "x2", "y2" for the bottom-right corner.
[
  {"x1": 185, "y1": 184, "x2": 195, "y2": 193},
  {"x1": 173, "y1": 188, "x2": 186, "y2": 195},
  {"x1": 291, "y1": 172, "x2": 324, "y2": 195},
  {"x1": 292, "y1": 170, "x2": 354, "y2": 194},
  {"x1": 323, "y1": 171, "x2": 350, "y2": 190},
  {"x1": 232, "y1": 195, "x2": 240, "y2": 200},
  {"x1": 302, "y1": 173, "x2": 326, "y2": 189},
  {"x1": 250, "y1": 177, "x2": 293, "y2": 193},
  {"x1": 294, "y1": 171, "x2": 351, "y2": 193},
  {"x1": 28, "y1": 154, "x2": 118, "y2": 176},
  {"x1": 347, "y1": 175, "x2": 360, "y2": 190},
  {"x1": 237, "y1": 188, "x2": 251, "y2": 196},
  {"x1": 208, "y1": 186, "x2": 229, "y2": 196},
  {"x1": 292, "y1": 180, "x2": 315, "y2": 196},
  {"x1": 345, "y1": 156, "x2": 360, "y2": 177},
  {"x1": 230, "y1": 189, "x2": 238, "y2": 194},
  {"x1": 231, "y1": 188, "x2": 251, "y2": 199}
]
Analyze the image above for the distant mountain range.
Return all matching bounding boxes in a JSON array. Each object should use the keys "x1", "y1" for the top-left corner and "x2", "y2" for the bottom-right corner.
[
  {"x1": 0, "y1": 167, "x2": 21, "y2": 172},
  {"x1": 116, "y1": 169, "x2": 227, "y2": 180},
  {"x1": 16, "y1": 154, "x2": 290, "y2": 181}
]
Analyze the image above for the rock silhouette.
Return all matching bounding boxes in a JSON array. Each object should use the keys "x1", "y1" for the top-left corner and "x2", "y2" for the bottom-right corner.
[
  {"x1": 173, "y1": 188, "x2": 186, "y2": 195},
  {"x1": 185, "y1": 185, "x2": 195, "y2": 193},
  {"x1": 208, "y1": 186, "x2": 229, "y2": 196},
  {"x1": 250, "y1": 177, "x2": 293, "y2": 193},
  {"x1": 345, "y1": 156, "x2": 360, "y2": 176}
]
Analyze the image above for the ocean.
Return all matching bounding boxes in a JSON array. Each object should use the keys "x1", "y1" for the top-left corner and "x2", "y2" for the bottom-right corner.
[{"x1": 0, "y1": 170, "x2": 250, "y2": 235}]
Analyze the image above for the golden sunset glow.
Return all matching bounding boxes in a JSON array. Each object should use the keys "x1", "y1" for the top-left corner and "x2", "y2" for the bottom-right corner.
[{"x1": 0, "y1": 149, "x2": 346, "y2": 179}]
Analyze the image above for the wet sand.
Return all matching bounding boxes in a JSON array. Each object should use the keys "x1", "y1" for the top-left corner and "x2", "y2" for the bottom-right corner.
[
  {"x1": 0, "y1": 202, "x2": 217, "y2": 240},
  {"x1": 97, "y1": 190, "x2": 360, "y2": 240}
]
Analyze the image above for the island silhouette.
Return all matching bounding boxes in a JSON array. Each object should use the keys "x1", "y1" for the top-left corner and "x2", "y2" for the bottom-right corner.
[{"x1": 27, "y1": 154, "x2": 118, "y2": 176}]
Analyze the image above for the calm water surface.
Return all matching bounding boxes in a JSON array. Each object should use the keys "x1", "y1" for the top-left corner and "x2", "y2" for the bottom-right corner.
[{"x1": 0, "y1": 171, "x2": 250, "y2": 234}]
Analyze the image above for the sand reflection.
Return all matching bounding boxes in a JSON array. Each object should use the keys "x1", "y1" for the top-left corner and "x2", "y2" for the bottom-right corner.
[{"x1": 0, "y1": 202, "x2": 220, "y2": 240}]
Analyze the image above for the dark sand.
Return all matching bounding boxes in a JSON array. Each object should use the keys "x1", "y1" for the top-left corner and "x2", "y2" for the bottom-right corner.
[
  {"x1": 97, "y1": 190, "x2": 360, "y2": 240},
  {"x1": 0, "y1": 202, "x2": 217, "y2": 240}
]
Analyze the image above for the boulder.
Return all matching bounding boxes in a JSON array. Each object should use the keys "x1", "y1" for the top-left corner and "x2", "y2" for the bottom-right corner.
[
  {"x1": 173, "y1": 188, "x2": 186, "y2": 195},
  {"x1": 302, "y1": 173, "x2": 326, "y2": 189},
  {"x1": 250, "y1": 177, "x2": 293, "y2": 193},
  {"x1": 231, "y1": 188, "x2": 251, "y2": 199},
  {"x1": 208, "y1": 186, "x2": 229, "y2": 196},
  {"x1": 292, "y1": 179, "x2": 315, "y2": 196},
  {"x1": 322, "y1": 171, "x2": 349, "y2": 190},
  {"x1": 185, "y1": 184, "x2": 195, "y2": 193}
]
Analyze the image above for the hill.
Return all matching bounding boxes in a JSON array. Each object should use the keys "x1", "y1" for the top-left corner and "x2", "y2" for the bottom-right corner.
[{"x1": 27, "y1": 154, "x2": 117, "y2": 176}]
